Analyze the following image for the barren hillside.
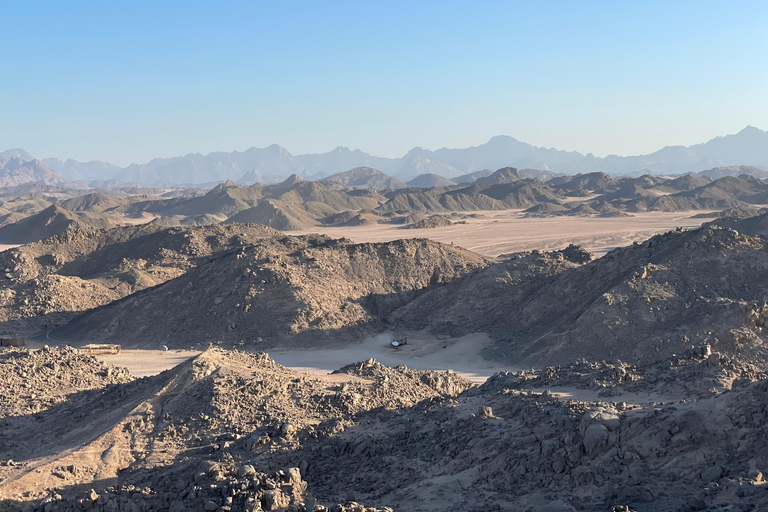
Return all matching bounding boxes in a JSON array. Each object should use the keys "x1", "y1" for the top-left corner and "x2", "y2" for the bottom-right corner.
[
  {"x1": 0, "y1": 223, "x2": 280, "y2": 332},
  {"x1": 0, "y1": 166, "x2": 765, "y2": 244},
  {"x1": 53, "y1": 237, "x2": 487, "y2": 348},
  {"x1": 3, "y1": 346, "x2": 768, "y2": 511},
  {"x1": 393, "y1": 225, "x2": 768, "y2": 366}
]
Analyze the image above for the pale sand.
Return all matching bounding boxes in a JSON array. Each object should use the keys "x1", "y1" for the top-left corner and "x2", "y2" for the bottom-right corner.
[
  {"x1": 268, "y1": 332, "x2": 506, "y2": 383},
  {"x1": 94, "y1": 333, "x2": 507, "y2": 383},
  {"x1": 93, "y1": 336, "x2": 679, "y2": 404},
  {"x1": 96, "y1": 349, "x2": 202, "y2": 377},
  {"x1": 0, "y1": 244, "x2": 20, "y2": 252},
  {"x1": 117, "y1": 212, "x2": 157, "y2": 225},
  {"x1": 290, "y1": 210, "x2": 717, "y2": 257}
]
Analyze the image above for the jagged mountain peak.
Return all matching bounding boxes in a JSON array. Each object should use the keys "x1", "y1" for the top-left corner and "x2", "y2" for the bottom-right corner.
[
  {"x1": 4, "y1": 126, "x2": 768, "y2": 186},
  {"x1": 280, "y1": 174, "x2": 304, "y2": 187}
]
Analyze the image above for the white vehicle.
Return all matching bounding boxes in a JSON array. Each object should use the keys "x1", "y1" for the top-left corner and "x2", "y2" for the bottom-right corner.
[{"x1": 391, "y1": 337, "x2": 408, "y2": 348}]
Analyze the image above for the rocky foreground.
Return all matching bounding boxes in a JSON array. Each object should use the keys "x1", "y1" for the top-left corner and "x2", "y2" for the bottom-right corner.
[{"x1": 1, "y1": 347, "x2": 768, "y2": 511}]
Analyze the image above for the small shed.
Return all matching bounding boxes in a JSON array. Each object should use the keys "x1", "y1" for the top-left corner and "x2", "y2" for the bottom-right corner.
[
  {"x1": 81, "y1": 344, "x2": 121, "y2": 355},
  {"x1": 0, "y1": 337, "x2": 25, "y2": 347}
]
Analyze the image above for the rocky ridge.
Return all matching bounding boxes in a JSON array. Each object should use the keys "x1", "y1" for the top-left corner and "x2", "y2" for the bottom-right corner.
[
  {"x1": 4, "y1": 347, "x2": 768, "y2": 511},
  {"x1": 0, "y1": 223, "x2": 280, "y2": 332},
  {"x1": 53, "y1": 236, "x2": 487, "y2": 348},
  {"x1": 392, "y1": 225, "x2": 768, "y2": 367}
]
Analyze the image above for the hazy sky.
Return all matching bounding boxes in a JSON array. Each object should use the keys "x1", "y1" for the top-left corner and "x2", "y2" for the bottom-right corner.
[{"x1": 2, "y1": 0, "x2": 767, "y2": 166}]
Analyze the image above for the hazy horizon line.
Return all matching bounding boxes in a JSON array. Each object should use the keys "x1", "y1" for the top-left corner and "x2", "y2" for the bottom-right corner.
[{"x1": 4, "y1": 124, "x2": 765, "y2": 170}]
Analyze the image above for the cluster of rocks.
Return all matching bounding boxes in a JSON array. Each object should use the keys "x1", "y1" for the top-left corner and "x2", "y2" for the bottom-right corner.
[
  {"x1": 6, "y1": 342, "x2": 768, "y2": 511},
  {"x1": 331, "y1": 358, "x2": 473, "y2": 409},
  {"x1": 0, "y1": 346, "x2": 133, "y2": 417},
  {"x1": 1, "y1": 349, "x2": 450, "y2": 511},
  {"x1": 299, "y1": 376, "x2": 768, "y2": 511},
  {"x1": 29, "y1": 462, "x2": 391, "y2": 512},
  {"x1": 481, "y1": 343, "x2": 766, "y2": 400},
  {"x1": 406, "y1": 215, "x2": 453, "y2": 229},
  {"x1": 394, "y1": 225, "x2": 768, "y2": 367}
]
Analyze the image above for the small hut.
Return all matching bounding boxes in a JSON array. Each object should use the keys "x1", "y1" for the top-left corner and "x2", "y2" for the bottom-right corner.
[
  {"x1": 0, "y1": 337, "x2": 25, "y2": 347},
  {"x1": 81, "y1": 344, "x2": 121, "y2": 355}
]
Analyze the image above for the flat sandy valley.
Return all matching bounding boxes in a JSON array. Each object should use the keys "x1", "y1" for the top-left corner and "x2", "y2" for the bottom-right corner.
[
  {"x1": 292, "y1": 209, "x2": 717, "y2": 257},
  {"x1": 31, "y1": 208, "x2": 718, "y2": 387},
  {"x1": 62, "y1": 209, "x2": 719, "y2": 386}
]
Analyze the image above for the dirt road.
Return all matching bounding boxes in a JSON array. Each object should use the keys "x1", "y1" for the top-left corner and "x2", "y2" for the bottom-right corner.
[
  {"x1": 93, "y1": 333, "x2": 684, "y2": 405},
  {"x1": 94, "y1": 332, "x2": 506, "y2": 383}
]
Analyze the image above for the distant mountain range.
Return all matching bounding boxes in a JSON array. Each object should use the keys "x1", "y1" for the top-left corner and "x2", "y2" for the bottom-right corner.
[
  {"x1": 5, "y1": 165, "x2": 768, "y2": 245},
  {"x1": 0, "y1": 156, "x2": 67, "y2": 187},
  {"x1": 3, "y1": 126, "x2": 768, "y2": 185}
]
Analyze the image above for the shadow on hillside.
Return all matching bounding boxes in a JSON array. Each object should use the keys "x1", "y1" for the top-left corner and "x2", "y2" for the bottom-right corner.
[
  {"x1": 0, "y1": 372, "x2": 464, "y2": 511},
  {"x1": 45, "y1": 249, "x2": 480, "y2": 351},
  {"x1": 0, "y1": 365, "x2": 182, "y2": 465}
]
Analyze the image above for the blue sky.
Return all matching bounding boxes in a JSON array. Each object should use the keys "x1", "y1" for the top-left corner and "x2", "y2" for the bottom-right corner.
[{"x1": 2, "y1": 0, "x2": 766, "y2": 166}]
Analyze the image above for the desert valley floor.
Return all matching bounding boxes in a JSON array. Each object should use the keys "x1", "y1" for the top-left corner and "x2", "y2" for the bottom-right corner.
[
  {"x1": 5, "y1": 204, "x2": 768, "y2": 512},
  {"x1": 292, "y1": 209, "x2": 717, "y2": 257}
]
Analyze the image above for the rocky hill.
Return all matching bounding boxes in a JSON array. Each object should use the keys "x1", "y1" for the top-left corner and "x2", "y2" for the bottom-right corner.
[
  {"x1": 0, "y1": 158, "x2": 65, "y2": 187},
  {"x1": 472, "y1": 166, "x2": 522, "y2": 185},
  {"x1": 0, "y1": 175, "x2": 390, "y2": 242},
  {"x1": 535, "y1": 174, "x2": 768, "y2": 217},
  {"x1": 523, "y1": 202, "x2": 570, "y2": 217},
  {"x1": 0, "y1": 205, "x2": 113, "y2": 244},
  {"x1": 714, "y1": 211, "x2": 768, "y2": 237},
  {"x1": 518, "y1": 168, "x2": 562, "y2": 181},
  {"x1": 666, "y1": 173, "x2": 713, "y2": 191},
  {"x1": 58, "y1": 192, "x2": 123, "y2": 212},
  {"x1": 621, "y1": 175, "x2": 768, "y2": 213},
  {"x1": 320, "y1": 167, "x2": 407, "y2": 190},
  {"x1": 376, "y1": 178, "x2": 562, "y2": 214},
  {"x1": 392, "y1": 225, "x2": 768, "y2": 367},
  {"x1": 676, "y1": 175, "x2": 768, "y2": 203},
  {"x1": 1, "y1": 163, "x2": 768, "y2": 244},
  {"x1": 131, "y1": 176, "x2": 385, "y2": 231},
  {"x1": 0, "y1": 223, "x2": 280, "y2": 332},
  {"x1": 453, "y1": 169, "x2": 494, "y2": 183},
  {"x1": 53, "y1": 237, "x2": 486, "y2": 348},
  {"x1": 10, "y1": 215, "x2": 768, "y2": 371},
  {"x1": 224, "y1": 200, "x2": 319, "y2": 230},
  {"x1": 407, "y1": 173, "x2": 458, "y2": 188},
  {"x1": 319, "y1": 210, "x2": 383, "y2": 227},
  {"x1": 5, "y1": 346, "x2": 768, "y2": 511},
  {"x1": 454, "y1": 167, "x2": 561, "y2": 184},
  {"x1": 549, "y1": 172, "x2": 620, "y2": 196},
  {"x1": 557, "y1": 201, "x2": 630, "y2": 217},
  {"x1": 408, "y1": 215, "x2": 453, "y2": 229},
  {"x1": 397, "y1": 155, "x2": 462, "y2": 180},
  {"x1": 699, "y1": 165, "x2": 768, "y2": 179}
]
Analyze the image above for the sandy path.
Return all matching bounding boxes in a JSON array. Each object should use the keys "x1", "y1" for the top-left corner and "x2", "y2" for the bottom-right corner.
[
  {"x1": 96, "y1": 349, "x2": 202, "y2": 377},
  {"x1": 92, "y1": 337, "x2": 680, "y2": 405},
  {"x1": 268, "y1": 332, "x2": 510, "y2": 383},
  {"x1": 291, "y1": 210, "x2": 716, "y2": 257},
  {"x1": 94, "y1": 333, "x2": 511, "y2": 383}
]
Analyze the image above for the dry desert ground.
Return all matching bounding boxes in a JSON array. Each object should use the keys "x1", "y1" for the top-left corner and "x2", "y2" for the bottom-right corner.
[{"x1": 292, "y1": 209, "x2": 717, "y2": 257}]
